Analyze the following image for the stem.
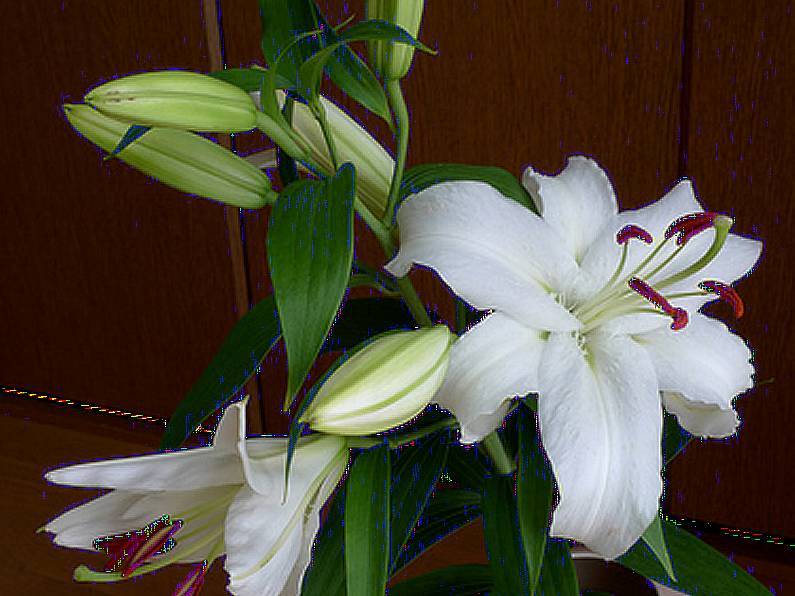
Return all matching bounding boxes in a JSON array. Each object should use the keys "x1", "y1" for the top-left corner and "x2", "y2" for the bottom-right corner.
[
  {"x1": 347, "y1": 417, "x2": 458, "y2": 450},
  {"x1": 395, "y1": 276, "x2": 433, "y2": 327},
  {"x1": 481, "y1": 431, "x2": 515, "y2": 475},
  {"x1": 383, "y1": 78, "x2": 409, "y2": 226}
]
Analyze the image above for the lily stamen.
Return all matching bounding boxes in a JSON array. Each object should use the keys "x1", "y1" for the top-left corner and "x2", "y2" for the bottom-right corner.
[
  {"x1": 628, "y1": 277, "x2": 689, "y2": 330},
  {"x1": 665, "y1": 211, "x2": 721, "y2": 245},
  {"x1": 173, "y1": 561, "x2": 209, "y2": 596},
  {"x1": 699, "y1": 280, "x2": 745, "y2": 318},
  {"x1": 94, "y1": 515, "x2": 182, "y2": 577}
]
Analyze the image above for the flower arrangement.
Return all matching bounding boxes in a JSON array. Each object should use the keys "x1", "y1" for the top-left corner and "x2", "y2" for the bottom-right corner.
[{"x1": 42, "y1": 1, "x2": 767, "y2": 594}]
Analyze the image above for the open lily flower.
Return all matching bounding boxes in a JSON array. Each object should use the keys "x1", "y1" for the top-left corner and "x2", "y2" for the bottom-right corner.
[
  {"x1": 42, "y1": 399, "x2": 348, "y2": 595},
  {"x1": 386, "y1": 156, "x2": 761, "y2": 559}
]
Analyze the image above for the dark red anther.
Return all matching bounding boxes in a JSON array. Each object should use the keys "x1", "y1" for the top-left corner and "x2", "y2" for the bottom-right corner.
[
  {"x1": 174, "y1": 562, "x2": 209, "y2": 596},
  {"x1": 616, "y1": 224, "x2": 653, "y2": 245},
  {"x1": 699, "y1": 280, "x2": 744, "y2": 318},
  {"x1": 628, "y1": 277, "x2": 690, "y2": 331},
  {"x1": 664, "y1": 212, "x2": 721, "y2": 245},
  {"x1": 121, "y1": 517, "x2": 183, "y2": 576},
  {"x1": 96, "y1": 533, "x2": 146, "y2": 572}
]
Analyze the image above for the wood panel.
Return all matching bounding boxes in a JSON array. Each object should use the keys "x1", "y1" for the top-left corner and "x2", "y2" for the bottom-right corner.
[
  {"x1": 0, "y1": 2, "x2": 243, "y2": 419},
  {"x1": 666, "y1": 0, "x2": 795, "y2": 538}
]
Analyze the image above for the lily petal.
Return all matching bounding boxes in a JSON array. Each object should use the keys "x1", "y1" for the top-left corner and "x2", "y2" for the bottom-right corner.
[
  {"x1": 386, "y1": 181, "x2": 580, "y2": 331},
  {"x1": 522, "y1": 155, "x2": 618, "y2": 263},
  {"x1": 634, "y1": 313, "x2": 753, "y2": 437},
  {"x1": 434, "y1": 312, "x2": 545, "y2": 444},
  {"x1": 538, "y1": 332, "x2": 662, "y2": 559},
  {"x1": 45, "y1": 447, "x2": 244, "y2": 491}
]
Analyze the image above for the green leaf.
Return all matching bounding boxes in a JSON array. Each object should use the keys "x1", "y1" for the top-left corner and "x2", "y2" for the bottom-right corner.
[
  {"x1": 481, "y1": 475, "x2": 531, "y2": 595},
  {"x1": 208, "y1": 66, "x2": 293, "y2": 92},
  {"x1": 296, "y1": 20, "x2": 433, "y2": 105},
  {"x1": 641, "y1": 514, "x2": 676, "y2": 582},
  {"x1": 399, "y1": 163, "x2": 537, "y2": 216},
  {"x1": 277, "y1": 95, "x2": 299, "y2": 187},
  {"x1": 662, "y1": 411, "x2": 692, "y2": 465},
  {"x1": 302, "y1": 481, "x2": 346, "y2": 596},
  {"x1": 516, "y1": 404, "x2": 554, "y2": 593},
  {"x1": 445, "y1": 446, "x2": 490, "y2": 492},
  {"x1": 390, "y1": 432, "x2": 450, "y2": 570},
  {"x1": 105, "y1": 125, "x2": 150, "y2": 160},
  {"x1": 267, "y1": 163, "x2": 355, "y2": 409},
  {"x1": 346, "y1": 444, "x2": 391, "y2": 596},
  {"x1": 618, "y1": 517, "x2": 770, "y2": 595},
  {"x1": 536, "y1": 539, "x2": 579, "y2": 595},
  {"x1": 258, "y1": 0, "x2": 320, "y2": 84},
  {"x1": 323, "y1": 297, "x2": 414, "y2": 352},
  {"x1": 392, "y1": 489, "x2": 482, "y2": 573},
  {"x1": 159, "y1": 295, "x2": 280, "y2": 450},
  {"x1": 387, "y1": 564, "x2": 493, "y2": 595}
]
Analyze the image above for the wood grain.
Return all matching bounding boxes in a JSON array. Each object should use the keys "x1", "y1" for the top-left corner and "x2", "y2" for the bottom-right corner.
[
  {"x1": 0, "y1": 2, "x2": 243, "y2": 419},
  {"x1": 665, "y1": 0, "x2": 795, "y2": 538}
]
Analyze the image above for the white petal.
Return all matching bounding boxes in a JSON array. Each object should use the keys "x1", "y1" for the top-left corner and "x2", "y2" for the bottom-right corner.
[
  {"x1": 43, "y1": 491, "x2": 145, "y2": 550},
  {"x1": 212, "y1": 398, "x2": 249, "y2": 452},
  {"x1": 577, "y1": 179, "x2": 703, "y2": 300},
  {"x1": 634, "y1": 313, "x2": 753, "y2": 437},
  {"x1": 522, "y1": 156, "x2": 618, "y2": 263},
  {"x1": 45, "y1": 447, "x2": 244, "y2": 491},
  {"x1": 386, "y1": 181, "x2": 580, "y2": 331},
  {"x1": 662, "y1": 391, "x2": 740, "y2": 438},
  {"x1": 434, "y1": 312, "x2": 545, "y2": 444},
  {"x1": 238, "y1": 435, "x2": 345, "y2": 500},
  {"x1": 538, "y1": 332, "x2": 663, "y2": 559}
]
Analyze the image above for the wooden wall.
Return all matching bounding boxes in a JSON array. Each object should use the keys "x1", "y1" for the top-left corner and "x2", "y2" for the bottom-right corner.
[{"x1": 3, "y1": 0, "x2": 792, "y2": 554}]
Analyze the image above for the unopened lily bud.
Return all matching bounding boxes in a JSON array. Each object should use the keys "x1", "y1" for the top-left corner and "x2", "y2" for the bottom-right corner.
[
  {"x1": 64, "y1": 104, "x2": 276, "y2": 208},
  {"x1": 366, "y1": 0, "x2": 425, "y2": 80},
  {"x1": 300, "y1": 325, "x2": 454, "y2": 435},
  {"x1": 85, "y1": 71, "x2": 258, "y2": 133},
  {"x1": 251, "y1": 91, "x2": 394, "y2": 218}
]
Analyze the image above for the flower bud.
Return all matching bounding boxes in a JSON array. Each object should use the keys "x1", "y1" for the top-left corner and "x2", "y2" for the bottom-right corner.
[
  {"x1": 85, "y1": 71, "x2": 258, "y2": 133},
  {"x1": 366, "y1": 0, "x2": 425, "y2": 80},
  {"x1": 300, "y1": 325, "x2": 454, "y2": 435},
  {"x1": 64, "y1": 104, "x2": 276, "y2": 209},
  {"x1": 251, "y1": 91, "x2": 394, "y2": 218}
]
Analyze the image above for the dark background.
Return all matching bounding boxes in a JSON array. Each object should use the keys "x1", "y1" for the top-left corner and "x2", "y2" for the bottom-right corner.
[{"x1": 2, "y1": 0, "x2": 792, "y2": 591}]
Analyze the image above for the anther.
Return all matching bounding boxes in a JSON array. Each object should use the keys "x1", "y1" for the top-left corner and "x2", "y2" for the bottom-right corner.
[
  {"x1": 628, "y1": 277, "x2": 690, "y2": 330},
  {"x1": 94, "y1": 516, "x2": 182, "y2": 577},
  {"x1": 699, "y1": 280, "x2": 744, "y2": 318},
  {"x1": 665, "y1": 212, "x2": 722, "y2": 245},
  {"x1": 617, "y1": 224, "x2": 653, "y2": 245},
  {"x1": 174, "y1": 562, "x2": 208, "y2": 596}
]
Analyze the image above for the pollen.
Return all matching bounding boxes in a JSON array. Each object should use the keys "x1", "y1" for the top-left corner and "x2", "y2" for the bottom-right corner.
[
  {"x1": 664, "y1": 212, "x2": 722, "y2": 245},
  {"x1": 699, "y1": 280, "x2": 745, "y2": 318},
  {"x1": 628, "y1": 277, "x2": 690, "y2": 330},
  {"x1": 616, "y1": 224, "x2": 653, "y2": 245}
]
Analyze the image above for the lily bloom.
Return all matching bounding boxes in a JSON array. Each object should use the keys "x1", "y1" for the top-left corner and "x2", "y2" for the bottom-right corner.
[
  {"x1": 42, "y1": 399, "x2": 348, "y2": 595},
  {"x1": 386, "y1": 156, "x2": 761, "y2": 559}
]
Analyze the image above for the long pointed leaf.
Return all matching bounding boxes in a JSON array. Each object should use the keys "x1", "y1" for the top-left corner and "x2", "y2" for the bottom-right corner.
[
  {"x1": 641, "y1": 514, "x2": 676, "y2": 581},
  {"x1": 388, "y1": 564, "x2": 493, "y2": 595},
  {"x1": 618, "y1": 517, "x2": 770, "y2": 595},
  {"x1": 516, "y1": 404, "x2": 554, "y2": 593},
  {"x1": 160, "y1": 295, "x2": 280, "y2": 449},
  {"x1": 346, "y1": 445, "x2": 391, "y2": 596},
  {"x1": 390, "y1": 432, "x2": 450, "y2": 570},
  {"x1": 537, "y1": 539, "x2": 579, "y2": 595},
  {"x1": 267, "y1": 164, "x2": 355, "y2": 409},
  {"x1": 481, "y1": 475, "x2": 531, "y2": 595}
]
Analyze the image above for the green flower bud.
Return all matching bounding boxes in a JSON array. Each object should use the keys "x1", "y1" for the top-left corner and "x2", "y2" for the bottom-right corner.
[
  {"x1": 366, "y1": 0, "x2": 425, "y2": 80},
  {"x1": 252, "y1": 91, "x2": 394, "y2": 218},
  {"x1": 64, "y1": 104, "x2": 276, "y2": 209},
  {"x1": 85, "y1": 71, "x2": 258, "y2": 133},
  {"x1": 300, "y1": 325, "x2": 454, "y2": 435}
]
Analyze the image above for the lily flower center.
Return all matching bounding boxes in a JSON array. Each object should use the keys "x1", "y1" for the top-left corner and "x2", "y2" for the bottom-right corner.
[{"x1": 573, "y1": 212, "x2": 743, "y2": 332}]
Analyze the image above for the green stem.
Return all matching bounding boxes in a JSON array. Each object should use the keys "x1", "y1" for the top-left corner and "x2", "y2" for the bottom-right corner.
[
  {"x1": 396, "y1": 276, "x2": 433, "y2": 327},
  {"x1": 383, "y1": 78, "x2": 409, "y2": 226},
  {"x1": 481, "y1": 431, "x2": 515, "y2": 475}
]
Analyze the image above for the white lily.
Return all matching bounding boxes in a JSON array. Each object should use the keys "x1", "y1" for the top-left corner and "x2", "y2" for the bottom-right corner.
[
  {"x1": 42, "y1": 399, "x2": 348, "y2": 595},
  {"x1": 386, "y1": 156, "x2": 761, "y2": 559}
]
